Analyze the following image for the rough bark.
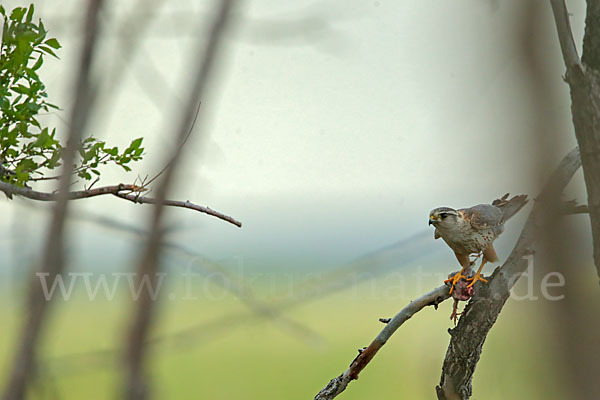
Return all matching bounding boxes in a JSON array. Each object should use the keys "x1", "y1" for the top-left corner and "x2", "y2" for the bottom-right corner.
[
  {"x1": 551, "y1": 0, "x2": 600, "y2": 282},
  {"x1": 582, "y1": 0, "x2": 600, "y2": 70},
  {"x1": 564, "y1": 68, "x2": 600, "y2": 283}
]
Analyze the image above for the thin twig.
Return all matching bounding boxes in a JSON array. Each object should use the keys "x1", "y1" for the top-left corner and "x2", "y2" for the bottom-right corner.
[
  {"x1": 141, "y1": 99, "x2": 201, "y2": 189},
  {"x1": 314, "y1": 285, "x2": 451, "y2": 400},
  {"x1": 115, "y1": 192, "x2": 241, "y2": 227}
]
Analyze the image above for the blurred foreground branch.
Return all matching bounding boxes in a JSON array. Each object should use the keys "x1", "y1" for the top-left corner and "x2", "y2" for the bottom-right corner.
[
  {"x1": 123, "y1": 1, "x2": 234, "y2": 399},
  {"x1": 36, "y1": 229, "x2": 430, "y2": 377},
  {"x1": 1, "y1": 2, "x2": 104, "y2": 399}
]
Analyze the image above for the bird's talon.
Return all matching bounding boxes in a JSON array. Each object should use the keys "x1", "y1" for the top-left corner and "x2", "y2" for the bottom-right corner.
[
  {"x1": 444, "y1": 271, "x2": 469, "y2": 295},
  {"x1": 466, "y1": 273, "x2": 488, "y2": 288}
]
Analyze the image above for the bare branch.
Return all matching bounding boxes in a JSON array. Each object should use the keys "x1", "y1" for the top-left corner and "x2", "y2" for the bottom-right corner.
[
  {"x1": 0, "y1": 182, "x2": 139, "y2": 201},
  {"x1": 0, "y1": 181, "x2": 241, "y2": 227},
  {"x1": 550, "y1": 0, "x2": 582, "y2": 70},
  {"x1": 114, "y1": 192, "x2": 242, "y2": 227},
  {"x1": 314, "y1": 285, "x2": 451, "y2": 400}
]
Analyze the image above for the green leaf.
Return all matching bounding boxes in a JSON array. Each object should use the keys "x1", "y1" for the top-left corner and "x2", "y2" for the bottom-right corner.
[
  {"x1": 31, "y1": 55, "x2": 43, "y2": 71},
  {"x1": 38, "y1": 45, "x2": 58, "y2": 58},
  {"x1": 78, "y1": 170, "x2": 92, "y2": 180},
  {"x1": 45, "y1": 148, "x2": 62, "y2": 169},
  {"x1": 105, "y1": 146, "x2": 118, "y2": 156},
  {"x1": 10, "y1": 7, "x2": 26, "y2": 22},
  {"x1": 81, "y1": 149, "x2": 95, "y2": 163},
  {"x1": 32, "y1": 127, "x2": 51, "y2": 148},
  {"x1": 38, "y1": 19, "x2": 46, "y2": 36},
  {"x1": 0, "y1": 4, "x2": 144, "y2": 186},
  {"x1": 129, "y1": 137, "x2": 143, "y2": 150},
  {"x1": 10, "y1": 85, "x2": 30, "y2": 95},
  {"x1": 43, "y1": 37, "x2": 60, "y2": 49},
  {"x1": 25, "y1": 4, "x2": 34, "y2": 23}
]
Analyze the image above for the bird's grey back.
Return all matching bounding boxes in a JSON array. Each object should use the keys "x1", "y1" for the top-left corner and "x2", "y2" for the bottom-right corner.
[{"x1": 460, "y1": 204, "x2": 504, "y2": 231}]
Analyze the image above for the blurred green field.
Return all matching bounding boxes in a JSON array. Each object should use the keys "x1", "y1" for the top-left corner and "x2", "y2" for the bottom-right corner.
[{"x1": 0, "y1": 273, "x2": 568, "y2": 399}]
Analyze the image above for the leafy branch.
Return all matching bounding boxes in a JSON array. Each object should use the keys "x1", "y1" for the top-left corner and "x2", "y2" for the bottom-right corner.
[
  {"x1": 0, "y1": 4, "x2": 240, "y2": 227},
  {"x1": 0, "y1": 4, "x2": 143, "y2": 187}
]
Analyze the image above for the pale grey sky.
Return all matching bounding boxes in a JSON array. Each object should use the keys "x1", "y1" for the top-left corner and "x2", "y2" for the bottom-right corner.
[{"x1": 0, "y1": 0, "x2": 591, "y2": 270}]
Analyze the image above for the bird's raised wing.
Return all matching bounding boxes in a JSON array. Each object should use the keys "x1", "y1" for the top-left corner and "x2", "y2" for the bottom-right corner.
[{"x1": 460, "y1": 204, "x2": 504, "y2": 230}]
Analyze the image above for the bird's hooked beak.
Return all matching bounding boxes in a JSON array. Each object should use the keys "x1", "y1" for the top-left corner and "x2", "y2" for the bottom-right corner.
[{"x1": 429, "y1": 215, "x2": 438, "y2": 226}]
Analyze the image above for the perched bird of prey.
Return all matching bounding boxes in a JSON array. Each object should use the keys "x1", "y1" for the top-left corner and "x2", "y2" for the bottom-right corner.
[{"x1": 429, "y1": 193, "x2": 528, "y2": 294}]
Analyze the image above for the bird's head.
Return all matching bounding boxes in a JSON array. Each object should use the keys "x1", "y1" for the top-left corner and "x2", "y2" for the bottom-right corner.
[{"x1": 429, "y1": 207, "x2": 460, "y2": 228}]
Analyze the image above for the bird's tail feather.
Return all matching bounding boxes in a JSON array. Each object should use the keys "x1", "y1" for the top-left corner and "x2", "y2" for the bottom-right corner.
[{"x1": 493, "y1": 193, "x2": 528, "y2": 221}]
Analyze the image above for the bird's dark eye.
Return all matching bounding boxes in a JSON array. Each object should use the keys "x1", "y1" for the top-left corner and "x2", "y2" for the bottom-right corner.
[{"x1": 440, "y1": 213, "x2": 448, "y2": 219}]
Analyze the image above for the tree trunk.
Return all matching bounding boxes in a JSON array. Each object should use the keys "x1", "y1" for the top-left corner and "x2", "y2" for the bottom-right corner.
[{"x1": 559, "y1": 0, "x2": 600, "y2": 282}]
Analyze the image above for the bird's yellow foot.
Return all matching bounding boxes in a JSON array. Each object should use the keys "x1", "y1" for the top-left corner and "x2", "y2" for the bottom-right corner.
[
  {"x1": 466, "y1": 273, "x2": 488, "y2": 288},
  {"x1": 444, "y1": 271, "x2": 468, "y2": 295}
]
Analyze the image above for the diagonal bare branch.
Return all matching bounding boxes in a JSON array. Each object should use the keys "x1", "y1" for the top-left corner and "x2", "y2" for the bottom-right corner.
[{"x1": 314, "y1": 285, "x2": 450, "y2": 400}]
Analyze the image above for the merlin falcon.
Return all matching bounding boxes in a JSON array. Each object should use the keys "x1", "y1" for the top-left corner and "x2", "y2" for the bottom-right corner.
[{"x1": 428, "y1": 193, "x2": 528, "y2": 294}]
